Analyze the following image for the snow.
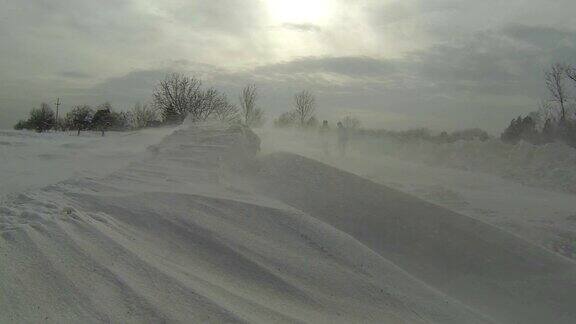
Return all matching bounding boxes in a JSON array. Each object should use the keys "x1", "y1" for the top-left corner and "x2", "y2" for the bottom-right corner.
[
  {"x1": 356, "y1": 135, "x2": 576, "y2": 194},
  {"x1": 1, "y1": 124, "x2": 576, "y2": 323},
  {"x1": 258, "y1": 128, "x2": 576, "y2": 260},
  {"x1": 0, "y1": 128, "x2": 175, "y2": 200}
]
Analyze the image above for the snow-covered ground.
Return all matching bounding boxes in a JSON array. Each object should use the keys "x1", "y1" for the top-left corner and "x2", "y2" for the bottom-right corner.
[
  {"x1": 1, "y1": 124, "x2": 576, "y2": 323},
  {"x1": 356, "y1": 136, "x2": 576, "y2": 194},
  {"x1": 0, "y1": 128, "x2": 175, "y2": 200},
  {"x1": 258, "y1": 129, "x2": 576, "y2": 260},
  {"x1": 1, "y1": 124, "x2": 486, "y2": 323}
]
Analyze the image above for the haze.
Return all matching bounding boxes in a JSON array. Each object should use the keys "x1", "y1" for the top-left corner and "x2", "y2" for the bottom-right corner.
[
  {"x1": 3, "y1": 1, "x2": 576, "y2": 322},
  {"x1": 2, "y1": 0, "x2": 576, "y2": 132}
]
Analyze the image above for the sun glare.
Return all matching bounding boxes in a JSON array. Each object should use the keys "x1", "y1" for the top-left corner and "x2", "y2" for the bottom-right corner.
[{"x1": 266, "y1": 0, "x2": 333, "y2": 25}]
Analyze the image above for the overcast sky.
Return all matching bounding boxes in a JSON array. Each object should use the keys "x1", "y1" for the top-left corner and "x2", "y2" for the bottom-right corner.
[{"x1": 1, "y1": 0, "x2": 576, "y2": 132}]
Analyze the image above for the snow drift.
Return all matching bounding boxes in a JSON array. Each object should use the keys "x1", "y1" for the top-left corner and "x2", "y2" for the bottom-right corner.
[
  {"x1": 255, "y1": 128, "x2": 576, "y2": 263},
  {"x1": 244, "y1": 152, "x2": 576, "y2": 323},
  {"x1": 1, "y1": 123, "x2": 576, "y2": 323}
]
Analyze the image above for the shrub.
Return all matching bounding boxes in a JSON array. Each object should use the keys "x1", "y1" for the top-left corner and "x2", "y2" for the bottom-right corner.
[
  {"x1": 14, "y1": 120, "x2": 29, "y2": 130},
  {"x1": 27, "y1": 103, "x2": 56, "y2": 132}
]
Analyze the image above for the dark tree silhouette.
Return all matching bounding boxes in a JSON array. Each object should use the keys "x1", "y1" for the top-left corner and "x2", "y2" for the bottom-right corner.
[
  {"x1": 92, "y1": 103, "x2": 113, "y2": 136},
  {"x1": 545, "y1": 63, "x2": 568, "y2": 122},
  {"x1": 239, "y1": 84, "x2": 264, "y2": 127},
  {"x1": 210, "y1": 92, "x2": 239, "y2": 124},
  {"x1": 153, "y1": 73, "x2": 202, "y2": 124},
  {"x1": 27, "y1": 103, "x2": 56, "y2": 132},
  {"x1": 294, "y1": 90, "x2": 316, "y2": 127},
  {"x1": 68, "y1": 105, "x2": 94, "y2": 136}
]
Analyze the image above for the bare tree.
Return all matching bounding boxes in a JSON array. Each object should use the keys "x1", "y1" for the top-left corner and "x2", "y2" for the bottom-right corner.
[
  {"x1": 294, "y1": 90, "x2": 316, "y2": 127},
  {"x1": 192, "y1": 88, "x2": 219, "y2": 122},
  {"x1": 131, "y1": 102, "x2": 158, "y2": 129},
  {"x1": 209, "y1": 91, "x2": 239, "y2": 124},
  {"x1": 185, "y1": 87, "x2": 216, "y2": 122},
  {"x1": 565, "y1": 63, "x2": 576, "y2": 84},
  {"x1": 545, "y1": 63, "x2": 569, "y2": 122},
  {"x1": 153, "y1": 73, "x2": 203, "y2": 124},
  {"x1": 240, "y1": 84, "x2": 264, "y2": 127},
  {"x1": 340, "y1": 115, "x2": 361, "y2": 129},
  {"x1": 537, "y1": 100, "x2": 558, "y2": 125},
  {"x1": 564, "y1": 64, "x2": 576, "y2": 118}
]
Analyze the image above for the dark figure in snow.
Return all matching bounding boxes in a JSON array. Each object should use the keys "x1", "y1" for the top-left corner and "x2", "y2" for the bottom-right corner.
[
  {"x1": 319, "y1": 120, "x2": 331, "y2": 156},
  {"x1": 337, "y1": 121, "x2": 348, "y2": 156}
]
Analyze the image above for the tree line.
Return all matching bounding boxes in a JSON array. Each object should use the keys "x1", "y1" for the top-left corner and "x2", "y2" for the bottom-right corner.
[
  {"x1": 355, "y1": 127, "x2": 490, "y2": 144},
  {"x1": 14, "y1": 101, "x2": 156, "y2": 135},
  {"x1": 14, "y1": 72, "x2": 369, "y2": 135},
  {"x1": 13, "y1": 73, "x2": 269, "y2": 134},
  {"x1": 14, "y1": 74, "x2": 267, "y2": 134},
  {"x1": 151, "y1": 74, "x2": 263, "y2": 126},
  {"x1": 502, "y1": 63, "x2": 576, "y2": 147}
]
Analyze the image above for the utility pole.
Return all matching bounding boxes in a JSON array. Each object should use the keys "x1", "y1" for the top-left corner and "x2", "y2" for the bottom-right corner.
[
  {"x1": 55, "y1": 98, "x2": 62, "y2": 131},
  {"x1": 55, "y1": 97, "x2": 61, "y2": 121}
]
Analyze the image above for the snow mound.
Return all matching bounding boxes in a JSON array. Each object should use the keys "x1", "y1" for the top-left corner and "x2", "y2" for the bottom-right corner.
[
  {"x1": 242, "y1": 152, "x2": 576, "y2": 324},
  {"x1": 1, "y1": 123, "x2": 575, "y2": 323}
]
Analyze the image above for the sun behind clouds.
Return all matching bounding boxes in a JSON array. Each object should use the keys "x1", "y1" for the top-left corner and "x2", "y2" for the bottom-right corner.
[{"x1": 266, "y1": 0, "x2": 334, "y2": 25}]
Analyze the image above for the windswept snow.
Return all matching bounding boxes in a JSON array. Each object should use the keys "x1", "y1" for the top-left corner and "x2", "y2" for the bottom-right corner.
[
  {"x1": 0, "y1": 124, "x2": 484, "y2": 323},
  {"x1": 1, "y1": 124, "x2": 576, "y2": 323},
  {"x1": 355, "y1": 135, "x2": 576, "y2": 194},
  {"x1": 0, "y1": 128, "x2": 175, "y2": 200},
  {"x1": 258, "y1": 129, "x2": 576, "y2": 261},
  {"x1": 245, "y1": 152, "x2": 576, "y2": 323}
]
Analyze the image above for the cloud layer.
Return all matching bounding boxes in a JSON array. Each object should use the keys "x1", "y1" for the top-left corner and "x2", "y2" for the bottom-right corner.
[{"x1": 1, "y1": 0, "x2": 575, "y2": 132}]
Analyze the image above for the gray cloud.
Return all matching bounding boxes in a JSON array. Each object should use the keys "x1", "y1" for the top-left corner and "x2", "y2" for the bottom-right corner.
[
  {"x1": 169, "y1": 0, "x2": 265, "y2": 33},
  {"x1": 501, "y1": 24, "x2": 576, "y2": 51},
  {"x1": 254, "y1": 56, "x2": 399, "y2": 78},
  {"x1": 281, "y1": 23, "x2": 322, "y2": 32},
  {"x1": 59, "y1": 71, "x2": 93, "y2": 79},
  {"x1": 2, "y1": 0, "x2": 576, "y2": 132}
]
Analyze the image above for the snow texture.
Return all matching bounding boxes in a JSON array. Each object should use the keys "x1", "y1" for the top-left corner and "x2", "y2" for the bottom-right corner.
[{"x1": 1, "y1": 124, "x2": 575, "y2": 323}]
